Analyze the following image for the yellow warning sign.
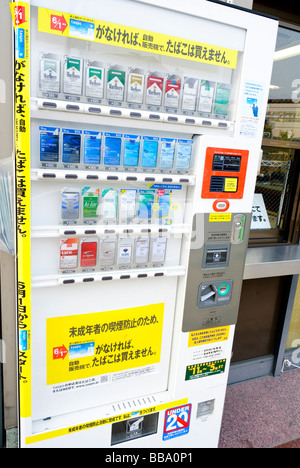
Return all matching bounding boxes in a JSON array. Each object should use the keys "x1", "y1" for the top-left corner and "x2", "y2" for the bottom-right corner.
[
  {"x1": 209, "y1": 213, "x2": 232, "y2": 223},
  {"x1": 188, "y1": 326, "x2": 230, "y2": 347},
  {"x1": 46, "y1": 303, "x2": 164, "y2": 385},
  {"x1": 224, "y1": 178, "x2": 238, "y2": 192}
]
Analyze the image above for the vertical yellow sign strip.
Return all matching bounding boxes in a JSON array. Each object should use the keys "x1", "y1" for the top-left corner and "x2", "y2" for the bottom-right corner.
[{"x1": 10, "y1": 1, "x2": 31, "y2": 418}]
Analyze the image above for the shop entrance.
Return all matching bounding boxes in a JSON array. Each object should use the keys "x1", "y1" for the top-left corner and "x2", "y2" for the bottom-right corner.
[
  {"x1": 229, "y1": 22, "x2": 300, "y2": 381},
  {"x1": 232, "y1": 276, "x2": 292, "y2": 363}
]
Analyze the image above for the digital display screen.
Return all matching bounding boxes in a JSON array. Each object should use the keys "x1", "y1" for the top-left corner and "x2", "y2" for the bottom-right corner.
[{"x1": 212, "y1": 154, "x2": 241, "y2": 172}]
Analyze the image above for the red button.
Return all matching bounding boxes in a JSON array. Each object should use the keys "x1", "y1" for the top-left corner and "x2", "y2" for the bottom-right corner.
[{"x1": 213, "y1": 199, "x2": 230, "y2": 212}]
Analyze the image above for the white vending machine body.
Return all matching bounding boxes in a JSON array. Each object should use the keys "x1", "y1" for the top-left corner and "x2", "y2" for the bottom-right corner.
[{"x1": 5, "y1": 0, "x2": 278, "y2": 448}]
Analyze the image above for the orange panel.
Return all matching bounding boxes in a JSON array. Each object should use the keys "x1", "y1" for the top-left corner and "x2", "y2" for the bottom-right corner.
[{"x1": 201, "y1": 147, "x2": 249, "y2": 199}]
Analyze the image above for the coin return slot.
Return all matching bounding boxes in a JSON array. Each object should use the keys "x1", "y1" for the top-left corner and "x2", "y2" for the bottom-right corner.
[
  {"x1": 197, "y1": 280, "x2": 233, "y2": 309},
  {"x1": 111, "y1": 413, "x2": 158, "y2": 446},
  {"x1": 199, "y1": 284, "x2": 216, "y2": 304}
]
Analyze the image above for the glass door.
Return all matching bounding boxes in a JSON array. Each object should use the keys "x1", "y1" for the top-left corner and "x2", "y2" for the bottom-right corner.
[{"x1": 231, "y1": 25, "x2": 300, "y2": 374}]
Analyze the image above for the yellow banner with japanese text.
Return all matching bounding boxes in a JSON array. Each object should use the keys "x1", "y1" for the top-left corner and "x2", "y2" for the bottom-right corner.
[
  {"x1": 38, "y1": 7, "x2": 238, "y2": 69},
  {"x1": 46, "y1": 303, "x2": 164, "y2": 386}
]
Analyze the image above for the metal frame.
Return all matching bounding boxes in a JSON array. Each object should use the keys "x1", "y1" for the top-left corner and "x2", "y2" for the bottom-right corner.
[
  {"x1": 274, "y1": 274, "x2": 299, "y2": 376},
  {"x1": 228, "y1": 273, "x2": 299, "y2": 383},
  {"x1": 227, "y1": 243, "x2": 300, "y2": 384}
]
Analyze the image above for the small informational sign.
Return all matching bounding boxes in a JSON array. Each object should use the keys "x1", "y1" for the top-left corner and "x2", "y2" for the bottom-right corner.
[
  {"x1": 188, "y1": 326, "x2": 230, "y2": 347},
  {"x1": 239, "y1": 81, "x2": 265, "y2": 139},
  {"x1": 163, "y1": 404, "x2": 192, "y2": 441},
  {"x1": 251, "y1": 193, "x2": 271, "y2": 229}
]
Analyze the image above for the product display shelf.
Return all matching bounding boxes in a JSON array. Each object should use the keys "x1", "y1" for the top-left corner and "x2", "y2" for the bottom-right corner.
[
  {"x1": 30, "y1": 81, "x2": 194, "y2": 291},
  {"x1": 31, "y1": 264, "x2": 187, "y2": 289},
  {"x1": 31, "y1": 167, "x2": 195, "y2": 185},
  {"x1": 31, "y1": 223, "x2": 190, "y2": 239},
  {"x1": 31, "y1": 97, "x2": 234, "y2": 135}
]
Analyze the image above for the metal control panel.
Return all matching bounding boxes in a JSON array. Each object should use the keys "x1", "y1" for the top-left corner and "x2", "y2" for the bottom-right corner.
[{"x1": 182, "y1": 212, "x2": 251, "y2": 332}]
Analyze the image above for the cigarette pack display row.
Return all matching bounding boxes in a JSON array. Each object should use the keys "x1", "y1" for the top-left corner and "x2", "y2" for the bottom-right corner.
[
  {"x1": 39, "y1": 52, "x2": 231, "y2": 119},
  {"x1": 61, "y1": 187, "x2": 175, "y2": 226},
  {"x1": 60, "y1": 235, "x2": 168, "y2": 273},
  {"x1": 39, "y1": 125, "x2": 194, "y2": 174}
]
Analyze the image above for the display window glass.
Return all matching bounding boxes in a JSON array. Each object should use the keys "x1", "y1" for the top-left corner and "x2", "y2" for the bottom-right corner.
[{"x1": 250, "y1": 26, "x2": 300, "y2": 245}]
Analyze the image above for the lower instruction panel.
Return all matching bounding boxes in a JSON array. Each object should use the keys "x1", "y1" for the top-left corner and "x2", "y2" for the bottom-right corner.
[{"x1": 22, "y1": 270, "x2": 234, "y2": 448}]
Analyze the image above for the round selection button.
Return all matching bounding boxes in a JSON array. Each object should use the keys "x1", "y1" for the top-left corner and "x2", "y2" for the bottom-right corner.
[{"x1": 218, "y1": 282, "x2": 230, "y2": 296}]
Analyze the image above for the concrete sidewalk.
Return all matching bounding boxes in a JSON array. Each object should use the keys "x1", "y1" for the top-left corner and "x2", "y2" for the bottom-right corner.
[{"x1": 218, "y1": 369, "x2": 300, "y2": 448}]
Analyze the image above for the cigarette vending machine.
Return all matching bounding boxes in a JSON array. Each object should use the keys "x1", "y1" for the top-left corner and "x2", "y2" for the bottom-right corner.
[{"x1": 2, "y1": 0, "x2": 277, "y2": 448}]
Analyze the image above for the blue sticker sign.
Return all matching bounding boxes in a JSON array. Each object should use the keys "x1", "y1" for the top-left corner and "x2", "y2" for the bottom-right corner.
[{"x1": 163, "y1": 404, "x2": 192, "y2": 441}]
